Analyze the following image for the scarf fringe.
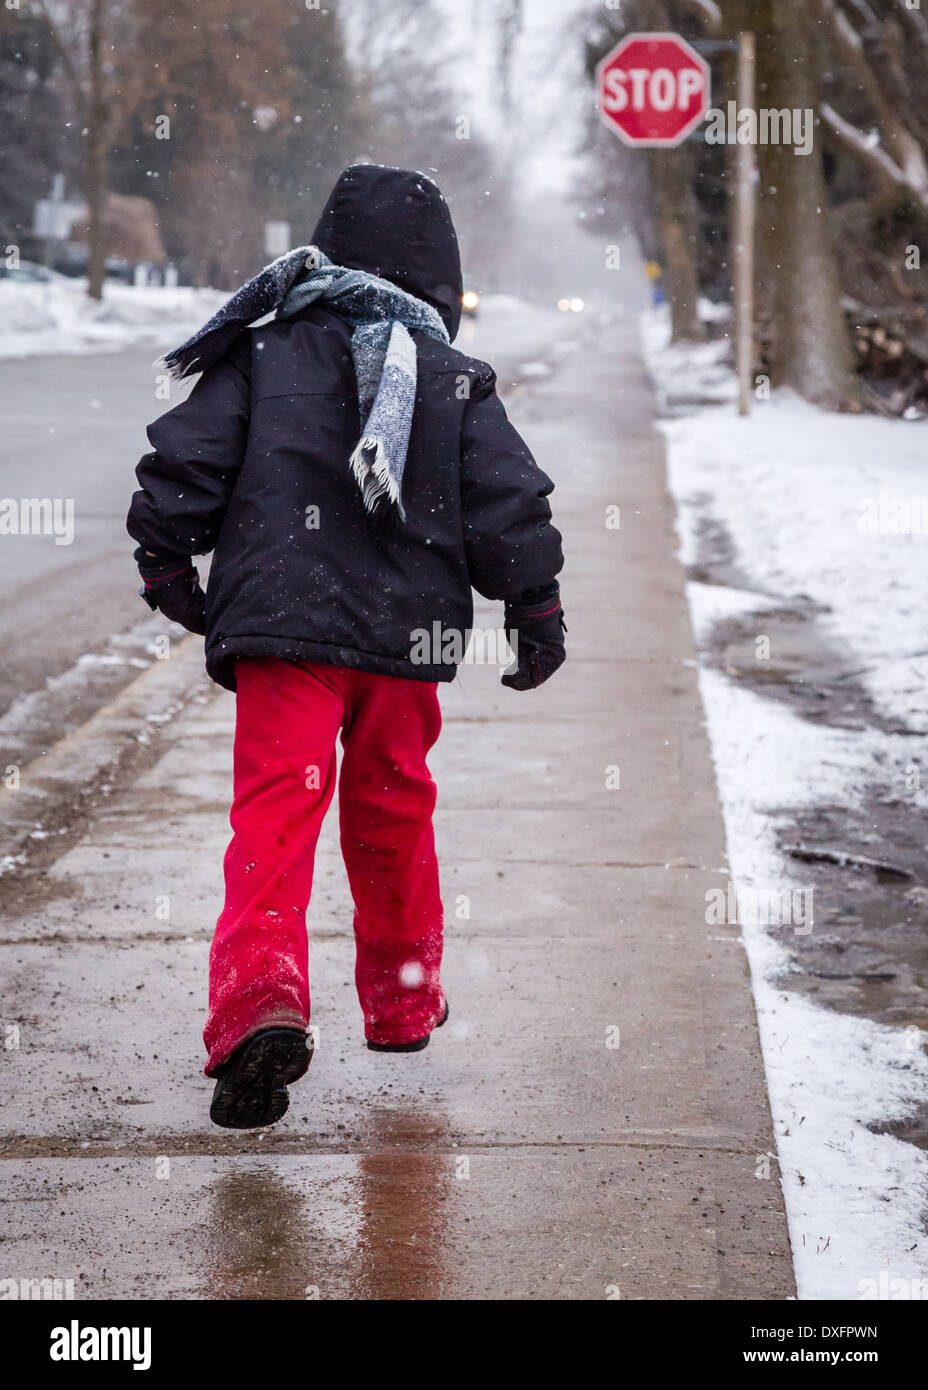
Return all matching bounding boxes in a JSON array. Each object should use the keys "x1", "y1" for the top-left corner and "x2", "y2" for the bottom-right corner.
[
  {"x1": 152, "y1": 351, "x2": 196, "y2": 382},
  {"x1": 349, "y1": 437, "x2": 407, "y2": 521}
]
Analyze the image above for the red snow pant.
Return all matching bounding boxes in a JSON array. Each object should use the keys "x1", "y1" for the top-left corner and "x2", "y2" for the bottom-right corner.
[{"x1": 203, "y1": 658, "x2": 445, "y2": 1075}]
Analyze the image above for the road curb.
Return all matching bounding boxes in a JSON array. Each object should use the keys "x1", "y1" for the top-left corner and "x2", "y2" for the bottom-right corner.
[{"x1": 0, "y1": 634, "x2": 212, "y2": 869}]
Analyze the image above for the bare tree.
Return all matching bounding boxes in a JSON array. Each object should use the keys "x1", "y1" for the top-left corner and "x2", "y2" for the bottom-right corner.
[
  {"x1": 495, "y1": 0, "x2": 524, "y2": 129},
  {"x1": 346, "y1": 0, "x2": 511, "y2": 288},
  {"x1": 34, "y1": 0, "x2": 131, "y2": 300},
  {"x1": 84, "y1": 0, "x2": 107, "y2": 299},
  {"x1": 127, "y1": 0, "x2": 295, "y2": 285},
  {"x1": 816, "y1": 0, "x2": 928, "y2": 213},
  {"x1": 645, "y1": 0, "x2": 719, "y2": 342},
  {"x1": 752, "y1": 0, "x2": 859, "y2": 408},
  {"x1": 648, "y1": 142, "x2": 706, "y2": 342}
]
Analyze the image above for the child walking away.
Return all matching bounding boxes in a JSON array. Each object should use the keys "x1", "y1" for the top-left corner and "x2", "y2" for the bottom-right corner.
[{"x1": 127, "y1": 165, "x2": 565, "y2": 1130}]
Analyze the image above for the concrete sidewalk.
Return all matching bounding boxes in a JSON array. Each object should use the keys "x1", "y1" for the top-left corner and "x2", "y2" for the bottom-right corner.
[{"x1": 0, "y1": 315, "x2": 794, "y2": 1300}]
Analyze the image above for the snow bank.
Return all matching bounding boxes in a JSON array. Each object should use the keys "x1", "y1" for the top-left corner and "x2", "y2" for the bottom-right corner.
[
  {"x1": 661, "y1": 405, "x2": 928, "y2": 733},
  {"x1": 643, "y1": 304, "x2": 928, "y2": 1300},
  {"x1": 0, "y1": 279, "x2": 226, "y2": 360}
]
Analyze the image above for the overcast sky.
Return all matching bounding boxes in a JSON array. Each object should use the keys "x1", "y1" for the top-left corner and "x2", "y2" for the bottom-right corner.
[
  {"x1": 339, "y1": 0, "x2": 591, "y2": 192},
  {"x1": 438, "y1": 0, "x2": 590, "y2": 192}
]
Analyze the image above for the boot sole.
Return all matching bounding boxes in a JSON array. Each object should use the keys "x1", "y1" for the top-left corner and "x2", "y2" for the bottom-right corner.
[
  {"x1": 210, "y1": 1028, "x2": 312, "y2": 1130},
  {"x1": 366, "y1": 999, "x2": 449, "y2": 1053}
]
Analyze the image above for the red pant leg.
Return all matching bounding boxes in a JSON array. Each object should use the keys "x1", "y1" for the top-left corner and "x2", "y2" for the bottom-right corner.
[
  {"x1": 338, "y1": 671, "x2": 445, "y2": 1045},
  {"x1": 203, "y1": 659, "x2": 344, "y2": 1074}
]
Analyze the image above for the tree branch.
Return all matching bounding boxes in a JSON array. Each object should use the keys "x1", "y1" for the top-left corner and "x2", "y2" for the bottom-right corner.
[
  {"x1": 841, "y1": 0, "x2": 879, "y2": 35},
  {"x1": 820, "y1": 100, "x2": 928, "y2": 211},
  {"x1": 673, "y1": 0, "x2": 722, "y2": 33},
  {"x1": 818, "y1": 0, "x2": 928, "y2": 190},
  {"x1": 32, "y1": 0, "x2": 86, "y2": 115},
  {"x1": 893, "y1": 0, "x2": 928, "y2": 58},
  {"x1": 853, "y1": 10, "x2": 928, "y2": 149}
]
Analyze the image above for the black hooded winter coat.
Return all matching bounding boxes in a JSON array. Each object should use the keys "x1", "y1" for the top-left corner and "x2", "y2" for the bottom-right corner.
[{"x1": 127, "y1": 165, "x2": 563, "y2": 691}]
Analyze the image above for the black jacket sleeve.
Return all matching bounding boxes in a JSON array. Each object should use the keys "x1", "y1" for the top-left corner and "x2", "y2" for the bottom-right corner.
[
  {"x1": 126, "y1": 337, "x2": 251, "y2": 558},
  {"x1": 460, "y1": 367, "x2": 563, "y2": 601}
]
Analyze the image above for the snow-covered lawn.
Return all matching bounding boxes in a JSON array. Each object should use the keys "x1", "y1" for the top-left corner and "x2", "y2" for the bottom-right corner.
[
  {"x1": 0, "y1": 278, "x2": 226, "y2": 360},
  {"x1": 643, "y1": 305, "x2": 928, "y2": 1301}
]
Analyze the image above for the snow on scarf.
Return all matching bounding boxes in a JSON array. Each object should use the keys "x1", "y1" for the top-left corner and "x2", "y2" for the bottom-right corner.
[{"x1": 158, "y1": 246, "x2": 449, "y2": 522}]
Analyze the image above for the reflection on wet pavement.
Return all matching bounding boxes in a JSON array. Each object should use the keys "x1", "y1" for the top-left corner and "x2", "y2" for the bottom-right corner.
[{"x1": 202, "y1": 1110, "x2": 452, "y2": 1299}]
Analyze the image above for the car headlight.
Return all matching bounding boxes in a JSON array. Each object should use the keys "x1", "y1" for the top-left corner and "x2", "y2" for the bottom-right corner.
[{"x1": 462, "y1": 290, "x2": 479, "y2": 310}]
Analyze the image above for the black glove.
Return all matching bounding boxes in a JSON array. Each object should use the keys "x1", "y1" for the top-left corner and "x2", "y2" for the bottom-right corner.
[
  {"x1": 501, "y1": 582, "x2": 566, "y2": 691},
  {"x1": 135, "y1": 546, "x2": 207, "y2": 635}
]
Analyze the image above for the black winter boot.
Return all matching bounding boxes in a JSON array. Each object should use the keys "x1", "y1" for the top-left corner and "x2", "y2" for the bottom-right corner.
[{"x1": 209, "y1": 1027, "x2": 312, "y2": 1129}]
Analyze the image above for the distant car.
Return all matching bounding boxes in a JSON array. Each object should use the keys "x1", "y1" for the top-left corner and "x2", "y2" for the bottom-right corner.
[
  {"x1": 50, "y1": 247, "x2": 135, "y2": 282},
  {"x1": 556, "y1": 297, "x2": 585, "y2": 313},
  {"x1": 103, "y1": 256, "x2": 133, "y2": 284},
  {"x1": 0, "y1": 259, "x2": 54, "y2": 283},
  {"x1": 461, "y1": 278, "x2": 479, "y2": 317}
]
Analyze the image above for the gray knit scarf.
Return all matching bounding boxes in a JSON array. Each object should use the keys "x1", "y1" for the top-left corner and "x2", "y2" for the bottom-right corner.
[{"x1": 160, "y1": 246, "x2": 450, "y2": 522}]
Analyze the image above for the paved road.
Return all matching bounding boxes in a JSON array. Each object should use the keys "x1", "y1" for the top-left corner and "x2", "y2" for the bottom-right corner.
[
  {"x1": 0, "y1": 311, "x2": 793, "y2": 1299},
  {"x1": 0, "y1": 353, "x2": 165, "y2": 701},
  {"x1": 0, "y1": 347, "x2": 196, "y2": 770}
]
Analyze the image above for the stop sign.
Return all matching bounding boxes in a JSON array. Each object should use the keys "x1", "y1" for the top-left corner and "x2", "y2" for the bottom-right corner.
[{"x1": 597, "y1": 31, "x2": 710, "y2": 147}]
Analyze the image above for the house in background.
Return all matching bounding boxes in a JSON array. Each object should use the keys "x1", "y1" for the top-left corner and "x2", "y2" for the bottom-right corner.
[{"x1": 32, "y1": 183, "x2": 176, "y2": 284}]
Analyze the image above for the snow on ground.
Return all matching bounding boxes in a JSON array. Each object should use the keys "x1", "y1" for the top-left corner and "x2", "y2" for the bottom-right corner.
[
  {"x1": 643, "y1": 304, "x2": 928, "y2": 1300},
  {"x1": 0, "y1": 278, "x2": 226, "y2": 360}
]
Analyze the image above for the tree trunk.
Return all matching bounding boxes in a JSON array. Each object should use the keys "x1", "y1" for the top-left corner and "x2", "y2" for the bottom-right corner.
[
  {"x1": 85, "y1": 0, "x2": 108, "y2": 302},
  {"x1": 755, "y1": 0, "x2": 859, "y2": 409},
  {"x1": 650, "y1": 143, "x2": 705, "y2": 343},
  {"x1": 641, "y1": 0, "x2": 705, "y2": 342}
]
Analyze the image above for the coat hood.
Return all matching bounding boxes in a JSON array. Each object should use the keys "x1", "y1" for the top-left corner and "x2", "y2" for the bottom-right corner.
[{"x1": 310, "y1": 165, "x2": 463, "y2": 341}]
